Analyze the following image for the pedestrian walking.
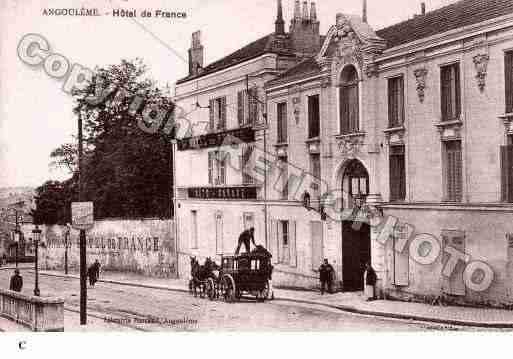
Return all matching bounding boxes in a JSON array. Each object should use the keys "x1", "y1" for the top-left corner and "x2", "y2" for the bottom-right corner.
[
  {"x1": 235, "y1": 227, "x2": 256, "y2": 254},
  {"x1": 318, "y1": 259, "x2": 334, "y2": 295},
  {"x1": 88, "y1": 259, "x2": 101, "y2": 287},
  {"x1": 9, "y1": 269, "x2": 23, "y2": 292},
  {"x1": 363, "y1": 261, "x2": 377, "y2": 301}
]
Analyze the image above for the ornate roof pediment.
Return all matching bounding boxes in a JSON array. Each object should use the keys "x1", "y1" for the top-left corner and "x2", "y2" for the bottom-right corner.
[{"x1": 316, "y1": 13, "x2": 386, "y2": 75}]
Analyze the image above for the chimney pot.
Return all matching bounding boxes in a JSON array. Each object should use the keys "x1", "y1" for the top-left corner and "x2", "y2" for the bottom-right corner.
[
  {"x1": 421, "y1": 2, "x2": 426, "y2": 15},
  {"x1": 310, "y1": 2, "x2": 317, "y2": 21},
  {"x1": 302, "y1": 1, "x2": 309, "y2": 20}
]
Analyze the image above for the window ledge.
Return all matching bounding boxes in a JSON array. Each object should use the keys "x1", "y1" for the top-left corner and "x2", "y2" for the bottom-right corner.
[
  {"x1": 435, "y1": 119, "x2": 463, "y2": 128},
  {"x1": 334, "y1": 132, "x2": 366, "y2": 139},
  {"x1": 305, "y1": 137, "x2": 321, "y2": 143},
  {"x1": 274, "y1": 142, "x2": 288, "y2": 147},
  {"x1": 383, "y1": 126, "x2": 405, "y2": 134}
]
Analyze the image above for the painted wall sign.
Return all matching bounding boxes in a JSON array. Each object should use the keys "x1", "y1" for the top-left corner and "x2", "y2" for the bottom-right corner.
[{"x1": 188, "y1": 186, "x2": 257, "y2": 200}]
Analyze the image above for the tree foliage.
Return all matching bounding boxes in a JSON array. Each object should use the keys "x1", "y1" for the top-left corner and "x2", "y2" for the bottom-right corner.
[{"x1": 35, "y1": 59, "x2": 175, "y2": 223}]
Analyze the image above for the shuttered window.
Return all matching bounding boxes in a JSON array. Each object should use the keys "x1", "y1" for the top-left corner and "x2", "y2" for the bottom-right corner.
[
  {"x1": 237, "y1": 90, "x2": 245, "y2": 127},
  {"x1": 388, "y1": 76, "x2": 405, "y2": 128},
  {"x1": 238, "y1": 88, "x2": 259, "y2": 126},
  {"x1": 444, "y1": 141, "x2": 463, "y2": 202},
  {"x1": 280, "y1": 156, "x2": 288, "y2": 200},
  {"x1": 209, "y1": 97, "x2": 227, "y2": 131},
  {"x1": 506, "y1": 51, "x2": 513, "y2": 114},
  {"x1": 248, "y1": 87, "x2": 258, "y2": 125},
  {"x1": 310, "y1": 154, "x2": 321, "y2": 197},
  {"x1": 501, "y1": 145, "x2": 513, "y2": 202},
  {"x1": 208, "y1": 152, "x2": 214, "y2": 184},
  {"x1": 277, "y1": 102, "x2": 287, "y2": 143},
  {"x1": 389, "y1": 145, "x2": 406, "y2": 201},
  {"x1": 208, "y1": 151, "x2": 227, "y2": 185},
  {"x1": 308, "y1": 95, "x2": 320, "y2": 138},
  {"x1": 241, "y1": 144, "x2": 254, "y2": 184},
  {"x1": 339, "y1": 66, "x2": 359, "y2": 134},
  {"x1": 441, "y1": 63, "x2": 461, "y2": 122}
]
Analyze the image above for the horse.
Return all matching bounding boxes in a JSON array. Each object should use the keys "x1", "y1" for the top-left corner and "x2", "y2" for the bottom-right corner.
[{"x1": 189, "y1": 256, "x2": 220, "y2": 297}]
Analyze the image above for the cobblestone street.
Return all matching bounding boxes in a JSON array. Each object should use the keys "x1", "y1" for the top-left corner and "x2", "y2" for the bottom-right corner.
[{"x1": 0, "y1": 270, "x2": 467, "y2": 331}]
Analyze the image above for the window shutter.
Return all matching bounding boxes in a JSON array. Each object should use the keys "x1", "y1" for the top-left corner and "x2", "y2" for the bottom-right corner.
[
  {"x1": 501, "y1": 145, "x2": 513, "y2": 202},
  {"x1": 237, "y1": 91, "x2": 245, "y2": 126},
  {"x1": 340, "y1": 87, "x2": 349, "y2": 134},
  {"x1": 454, "y1": 64, "x2": 461, "y2": 118},
  {"x1": 270, "y1": 220, "x2": 278, "y2": 264},
  {"x1": 219, "y1": 151, "x2": 226, "y2": 185},
  {"x1": 219, "y1": 97, "x2": 226, "y2": 130},
  {"x1": 290, "y1": 221, "x2": 297, "y2": 267},
  {"x1": 249, "y1": 87, "x2": 258, "y2": 125},
  {"x1": 398, "y1": 77, "x2": 405, "y2": 125},
  {"x1": 388, "y1": 79, "x2": 395, "y2": 127},
  {"x1": 208, "y1": 152, "x2": 214, "y2": 184},
  {"x1": 209, "y1": 99, "x2": 215, "y2": 131},
  {"x1": 277, "y1": 221, "x2": 283, "y2": 263},
  {"x1": 349, "y1": 85, "x2": 359, "y2": 132},
  {"x1": 441, "y1": 67, "x2": 450, "y2": 121},
  {"x1": 282, "y1": 103, "x2": 287, "y2": 142},
  {"x1": 505, "y1": 52, "x2": 513, "y2": 113},
  {"x1": 446, "y1": 141, "x2": 462, "y2": 201},
  {"x1": 310, "y1": 221, "x2": 323, "y2": 270}
]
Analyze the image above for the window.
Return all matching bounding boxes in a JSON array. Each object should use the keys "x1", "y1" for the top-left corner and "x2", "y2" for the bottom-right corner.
[
  {"x1": 208, "y1": 151, "x2": 227, "y2": 185},
  {"x1": 389, "y1": 145, "x2": 406, "y2": 201},
  {"x1": 388, "y1": 76, "x2": 404, "y2": 127},
  {"x1": 440, "y1": 63, "x2": 461, "y2": 121},
  {"x1": 277, "y1": 102, "x2": 287, "y2": 143},
  {"x1": 237, "y1": 88, "x2": 259, "y2": 126},
  {"x1": 308, "y1": 95, "x2": 320, "y2": 138},
  {"x1": 444, "y1": 141, "x2": 463, "y2": 202},
  {"x1": 501, "y1": 137, "x2": 513, "y2": 202},
  {"x1": 339, "y1": 66, "x2": 359, "y2": 134},
  {"x1": 506, "y1": 51, "x2": 513, "y2": 114},
  {"x1": 209, "y1": 96, "x2": 227, "y2": 131},
  {"x1": 241, "y1": 144, "x2": 254, "y2": 184},
  {"x1": 279, "y1": 156, "x2": 288, "y2": 200},
  {"x1": 215, "y1": 211, "x2": 223, "y2": 254},
  {"x1": 280, "y1": 220, "x2": 290, "y2": 263},
  {"x1": 191, "y1": 210, "x2": 198, "y2": 249},
  {"x1": 310, "y1": 154, "x2": 321, "y2": 197}
]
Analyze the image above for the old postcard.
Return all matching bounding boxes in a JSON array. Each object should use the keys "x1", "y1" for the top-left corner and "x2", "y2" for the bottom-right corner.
[{"x1": 1, "y1": 0, "x2": 513, "y2": 343}]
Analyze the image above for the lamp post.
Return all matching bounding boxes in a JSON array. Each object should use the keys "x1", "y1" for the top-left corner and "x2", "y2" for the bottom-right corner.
[
  {"x1": 32, "y1": 224, "x2": 42, "y2": 296},
  {"x1": 14, "y1": 223, "x2": 20, "y2": 268},
  {"x1": 64, "y1": 223, "x2": 71, "y2": 275}
]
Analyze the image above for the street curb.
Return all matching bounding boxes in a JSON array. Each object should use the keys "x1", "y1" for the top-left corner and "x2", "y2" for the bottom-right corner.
[{"x1": 35, "y1": 271, "x2": 513, "y2": 329}]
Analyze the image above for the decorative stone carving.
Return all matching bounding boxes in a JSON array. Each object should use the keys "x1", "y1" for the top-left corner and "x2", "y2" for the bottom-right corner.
[
  {"x1": 293, "y1": 96, "x2": 301, "y2": 125},
  {"x1": 337, "y1": 135, "x2": 365, "y2": 157},
  {"x1": 364, "y1": 62, "x2": 378, "y2": 78},
  {"x1": 413, "y1": 68, "x2": 428, "y2": 103},
  {"x1": 472, "y1": 53, "x2": 489, "y2": 92}
]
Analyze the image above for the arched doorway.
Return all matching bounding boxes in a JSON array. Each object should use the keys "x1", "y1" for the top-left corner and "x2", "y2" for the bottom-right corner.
[{"x1": 341, "y1": 159, "x2": 371, "y2": 291}]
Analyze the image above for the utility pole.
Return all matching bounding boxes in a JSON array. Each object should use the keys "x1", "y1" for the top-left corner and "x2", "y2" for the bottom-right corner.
[{"x1": 77, "y1": 111, "x2": 87, "y2": 325}]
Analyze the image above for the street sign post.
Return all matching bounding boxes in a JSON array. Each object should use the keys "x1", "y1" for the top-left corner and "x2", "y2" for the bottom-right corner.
[
  {"x1": 71, "y1": 201, "x2": 93, "y2": 325},
  {"x1": 71, "y1": 202, "x2": 94, "y2": 230}
]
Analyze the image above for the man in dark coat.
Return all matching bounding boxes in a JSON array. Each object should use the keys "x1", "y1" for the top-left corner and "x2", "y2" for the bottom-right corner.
[
  {"x1": 235, "y1": 227, "x2": 256, "y2": 254},
  {"x1": 88, "y1": 260, "x2": 101, "y2": 287},
  {"x1": 318, "y1": 259, "x2": 334, "y2": 295},
  {"x1": 9, "y1": 269, "x2": 23, "y2": 292}
]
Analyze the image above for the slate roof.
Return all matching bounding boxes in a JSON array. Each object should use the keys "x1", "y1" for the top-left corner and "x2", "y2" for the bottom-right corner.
[
  {"x1": 177, "y1": 0, "x2": 513, "y2": 85},
  {"x1": 376, "y1": 0, "x2": 513, "y2": 48},
  {"x1": 176, "y1": 34, "x2": 295, "y2": 84},
  {"x1": 266, "y1": 57, "x2": 321, "y2": 86}
]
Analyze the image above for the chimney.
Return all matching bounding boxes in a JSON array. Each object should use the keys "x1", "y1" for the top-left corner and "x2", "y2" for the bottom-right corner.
[
  {"x1": 188, "y1": 31, "x2": 203, "y2": 76},
  {"x1": 302, "y1": 1, "x2": 309, "y2": 20},
  {"x1": 362, "y1": 0, "x2": 367, "y2": 23},
  {"x1": 290, "y1": 1, "x2": 321, "y2": 55},
  {"x1": 293, "y1": 0, "x2": 301, "y2": 20},
  {"x1": 310, "y1": 2, "x2": 317, "y2": 21},
  {"x1": 421, "y1": 2, "x2": 426, "y2": 15},
  {"x1": 275, "y1": 0, "x2": 285, "y2": 35}
]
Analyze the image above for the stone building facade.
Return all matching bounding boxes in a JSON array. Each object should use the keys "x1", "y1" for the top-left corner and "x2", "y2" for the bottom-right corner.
[{"x1": 174, "y1": 0, "x2": 513, "y2": 306}]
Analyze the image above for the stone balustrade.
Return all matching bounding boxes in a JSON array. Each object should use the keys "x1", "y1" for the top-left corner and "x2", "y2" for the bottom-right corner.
[{"x1": 0, "y1": 288, "x2": 64, "y2": 331}]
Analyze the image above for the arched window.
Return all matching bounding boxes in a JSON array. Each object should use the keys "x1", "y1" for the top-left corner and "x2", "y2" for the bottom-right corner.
[
  {"x1": 342, "y1": 159, "x2": 369, "y2": 209},
  {"x1": 339, "y1": 66, "x2": 359, "y2": 134}
]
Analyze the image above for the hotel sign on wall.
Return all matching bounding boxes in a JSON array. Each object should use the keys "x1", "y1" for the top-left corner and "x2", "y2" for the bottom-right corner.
[
  {"x1": 188, "y1": 186, "x2": 257, "y2": 200},
  {"x1": 177, "y1": 127, "x2": 255, "y2": 151}
]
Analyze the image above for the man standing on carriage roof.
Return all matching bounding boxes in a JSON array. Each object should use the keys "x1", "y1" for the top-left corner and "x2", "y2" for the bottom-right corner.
[{"x1": 235, "y1": 227, "x2": 256, "y2": 254}]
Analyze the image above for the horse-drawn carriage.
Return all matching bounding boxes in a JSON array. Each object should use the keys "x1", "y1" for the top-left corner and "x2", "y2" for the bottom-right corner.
[{"x1": 189, "y1": 245, "x2": 274, "y2": 302}]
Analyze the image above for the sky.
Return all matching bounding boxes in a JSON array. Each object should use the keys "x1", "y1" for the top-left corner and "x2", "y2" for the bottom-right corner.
[{"x1": 0, "y1": 0, "x2": 456, "y2": 188}]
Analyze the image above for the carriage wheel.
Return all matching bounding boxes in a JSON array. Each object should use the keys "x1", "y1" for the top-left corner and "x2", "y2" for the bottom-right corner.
[
  {"x1": 206, "y1": 278, "x2": 216, "y2": 300},
  {"x1": 260, "y1": 280, "x2": 271, "y2": 301},
  {"x1": 220, "y1": 274, "x2": 235, "y2": 303}
]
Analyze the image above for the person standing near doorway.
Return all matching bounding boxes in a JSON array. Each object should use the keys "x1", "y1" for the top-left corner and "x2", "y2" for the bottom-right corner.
[
  {"x1": 364, "y1": 261, "x2": 377, "y2": 301},
  {"x1": 319, "y1": 259, "x2": 334, "y2": 295}
]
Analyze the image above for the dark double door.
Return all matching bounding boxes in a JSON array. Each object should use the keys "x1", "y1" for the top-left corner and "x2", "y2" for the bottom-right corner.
[{"x1": 342, "y1": 221, "x2": 371, "y2": 291}]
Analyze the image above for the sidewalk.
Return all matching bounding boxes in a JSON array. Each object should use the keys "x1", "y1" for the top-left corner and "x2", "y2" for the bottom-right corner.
[{"x1": 35, "y1": 269, "x2": 513, "y2": 329}]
